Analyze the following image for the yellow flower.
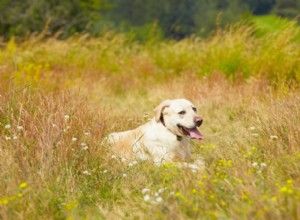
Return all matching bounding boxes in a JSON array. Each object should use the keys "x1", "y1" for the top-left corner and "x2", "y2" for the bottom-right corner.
[
  {"x1": 19, "y1": 182, "x2": 27, "y2": 189},
  {"x1": 279, "y1": 186, "x2": 287, "y2": 193},
  {"x1": 0, "y1": 199, "x2": 9, "y2": 205}
]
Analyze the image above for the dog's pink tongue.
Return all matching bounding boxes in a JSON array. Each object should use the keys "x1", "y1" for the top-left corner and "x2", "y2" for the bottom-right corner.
[{"x1": 187, "y1": 128, "x2": 203, "y2": 140}]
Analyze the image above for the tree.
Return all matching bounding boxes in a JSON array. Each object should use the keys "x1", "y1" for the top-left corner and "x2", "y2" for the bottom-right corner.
[{"x1": 273, "y1": 0, "x2": 300, "y2": 19}]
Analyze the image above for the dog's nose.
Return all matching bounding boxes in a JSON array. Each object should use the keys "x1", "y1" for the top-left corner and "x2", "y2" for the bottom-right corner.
[{"x1": 195, "y1": 117, "x2": 203, "y2": 127}]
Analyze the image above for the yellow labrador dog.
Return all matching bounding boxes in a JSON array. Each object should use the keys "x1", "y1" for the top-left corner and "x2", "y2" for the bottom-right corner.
[{"x1": 107, "y1": 99, "x2": 204, "y2": 169}]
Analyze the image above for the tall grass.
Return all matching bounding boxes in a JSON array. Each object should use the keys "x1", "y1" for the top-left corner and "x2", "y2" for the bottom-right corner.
[{"x1": 0, "y1": 24, "x2": 300, "y2": 219}]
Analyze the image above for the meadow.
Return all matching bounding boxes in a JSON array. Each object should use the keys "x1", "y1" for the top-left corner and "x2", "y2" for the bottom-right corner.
[{"x1": 0, "y1": 21, "x2": 300, "y2": 219}]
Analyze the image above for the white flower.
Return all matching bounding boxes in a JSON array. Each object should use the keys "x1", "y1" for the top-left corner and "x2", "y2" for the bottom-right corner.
[
  {"x1": 13, "y1": 136, "x2": 18, "y2": 140},
  {"x1": 84, "y1": 132, "x2": 90, "y2": 136},
  {"x1": 158, "y1": 188, "x2": 166, "y2": 194},
  {"x1": 103, "y1": 170, "x2": 108, "y2": 173},
  {"x1": 17, "y1": 126, "x2": 23, "y2": 130},
  {"x1": 270, "y1": 135, "x2": 278, "y2": 140},
  {"x1": 63, "y1": 126, "x2": 71, "y2": 132},
  {"x1": 252, "y1": 133, "x2": 259, "y2": 137},
  {"x1": 132, "y1": 160, "x2": 138, "y2": 165},
  {"x1": 257, "y1": 170, "x2": 262, "y2": 174},
  {"x1": 252, "y1": 162, "x2": 258, "y2": 167},
  {"x1": 155, "y1": 197, "x2": 163, "y2": 203},
  {"x1": 5, "y1": 136, "x2": 11, "y2": 140},
  {"x1": 111, "y1": 155, "x2": 117, "y2": 159},
  {"x1": 64, "y1": 115, "x2": 70, "y2": 121},
  {"x1": 261, "y1": 163, "x2": 267, "y2": 167},
  {"x1": 52, "y1": 124, "x2": 57, "y2": 128},
  {"x1": 122, "y1": 173, "x2": 128, "y2": 177},
  {"x1": 249, "y1": 126, "x2": 256, "y2": 130},
  {"x1": 142, "y1": 188, "x2": 150, "y2": 194},
  {"x1": 128, "y1": 163, "x2": 133, "y2": 167},
  {"x1": 82, "y1": 170, "x2": 91, "y2": 175},
  {"x1": 72, "y1": 137, "x2": 77, "y2": 142},
  {"x1": 169, "y1": 192, "x2": 175, "y2": 196},
  {"x1": 83, "y1": 146, "x2": 89, "y2": 150},
  {"x1": 191, "y1": 169, "x2": 197, "y2": 173},
  {"x1": 81, "y1": 142, "x2": 87, "y2": 146},
  {"x1": 143, "y1": 195, "x2": 151, "y2": 202},
  {"x1": 154, "y1": 192, "x2": 159, "y2": 197},
  {"x1": 121, "y1": 158, "x2": 127, "y2": 162},
  {"x1": 5, "y1": 124, "x2": 11, "y2": 129}
]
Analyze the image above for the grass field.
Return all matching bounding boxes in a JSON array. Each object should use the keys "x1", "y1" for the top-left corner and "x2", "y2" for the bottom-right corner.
[{"x1": 1, "y1": 23, "x2": 300, "y2": 219}]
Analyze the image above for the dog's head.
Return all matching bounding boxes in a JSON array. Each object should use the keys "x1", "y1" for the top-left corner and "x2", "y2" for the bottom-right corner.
[{"x1": 154, "y1": 99, "x2": 203, "y2": 140}]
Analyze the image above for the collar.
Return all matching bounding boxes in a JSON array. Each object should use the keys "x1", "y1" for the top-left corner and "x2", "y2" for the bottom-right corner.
[{"x1": 160, "y1": 114, "x2": 183, "y2": 141}]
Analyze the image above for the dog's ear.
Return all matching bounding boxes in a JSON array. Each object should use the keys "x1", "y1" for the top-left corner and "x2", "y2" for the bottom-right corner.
[{"x1": 154, "y1": 100, "x2": 171, "y2": 122}]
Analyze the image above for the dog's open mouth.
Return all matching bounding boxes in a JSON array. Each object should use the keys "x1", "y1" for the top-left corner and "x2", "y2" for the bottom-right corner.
[{"x1": 177, "y1": 125, "x2": 203, "y2": 140}]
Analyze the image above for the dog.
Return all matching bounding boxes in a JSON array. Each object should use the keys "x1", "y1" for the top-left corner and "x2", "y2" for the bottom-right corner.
[{"x1": 107, "y1": 99, "x2": 204, "y2": 169}]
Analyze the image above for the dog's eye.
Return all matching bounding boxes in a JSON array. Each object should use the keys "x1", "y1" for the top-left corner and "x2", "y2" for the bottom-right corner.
[
  {"x1": 192, "y1": 107, "x2": 197, "y2": 112},
  {"x1": 178, "y1": 111, "x2": 186, "y2": 115}
]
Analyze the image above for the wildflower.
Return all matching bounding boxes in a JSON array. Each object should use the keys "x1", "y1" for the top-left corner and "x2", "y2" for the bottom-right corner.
[
  {"x1": 82, "y1": 170, "x2": 91, "y2": 175},
  {"x1": 5, "y1": 124, "x2": 11, "y2": 129},
  {"x1": 64, "y1": 115, "x2": 70, "y2": 121},
  {"x1": 84, "y1": 132, "x2": 90, "y2": 136},
  {"x1": 249, "y1": 126, "x2": 256, "y2": 130},
  {"x1": 143, "y1": 195, "x2": 150, "y2": 202},
  {"x1": 169, "y1": 192, "x2": 175, "y2": 196},
  {"x1": 158, "y1": 188, "x2": 166, "y2": 194},
  {"x1": 63, "y1": 126, "x2": 71, "y2": 132},
  {"x1": 81, "y1": 142, "x2": 87, "y2": 147},
  {"x1": 5, "y1": 136, "x2": 11, "y2": 141},
  {"x1": 261, "y1": 163, "x2": 267, "y2": 167},
  {"x1": 252, "y1": 162, "x2": 258, "y2": 167},
  {"x1": 17, "y1": 126, "x2": 24, "y2": 130},
  {"x1": 154, "y1": 192, "x2": 159, "y2": 197},
  {"x1": 122, "y1": 173, "x2": 127, "y2": 177},
  {"x1": 128, "y1": 163, "x2": 133, "y2": 167},
  {"x1": 13, "y1": 136, "x2": 18, "y2": 140},
  {"x1": 132, "y1": 160, "x2": 138, "y2": 165},
  {"x1": 191, "y1": 169, "x2": 197, "y2": 173},
  {"x1": 279, "y1": 186, "x2": 288, "y2": 193},
  {"x1": 121, "y1": 158, "x2": 127, "y2": 162},
  {"x1": 252, "y1": 133, "x2": 259, "y2": 137},
  {"x1": 72, "y1": 137, "x2": 77, "y2": 142},
  {"x1": 82, "y1": 146, "x2": 88, "y2": 150},
  {"x1": 103, "y1": 170, "x2": 108, "y2": 173},
  {"x1": 52, "y1": 124, "x2": 57, "y2": 128},
  {"x1": 270, "y1": 135, "x2": 278, "y2": 140},
  {"x1": 142, "y1": 188, "x2": 150, "y2": 194},
  {"x1": 175, "y1": 192, "x2": 181, "y2": 197},
  {"x1": 19, "y1": 182, "x2": 27, "y2": 188},
  {"x1": 111, "y1": 155, "x2": 117, "y2": 159},
  {"x1": 156, "y1": 197, "x2": 163, "y2": 203}
]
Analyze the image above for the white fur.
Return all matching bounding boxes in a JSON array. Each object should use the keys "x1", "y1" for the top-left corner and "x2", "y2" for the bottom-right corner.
[{"x1": 107, "y1": 99, "x2": 204, "y2": 169}]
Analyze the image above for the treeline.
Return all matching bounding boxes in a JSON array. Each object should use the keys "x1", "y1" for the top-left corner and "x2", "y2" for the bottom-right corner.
[{"x1": 0, "y1": 0, "x2": 299, "y2": 40}]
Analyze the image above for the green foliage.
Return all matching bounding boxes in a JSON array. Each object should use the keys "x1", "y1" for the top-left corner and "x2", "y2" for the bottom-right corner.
[
  {"x1": 0, "y1": 0, "x2": 111, "y2": 39},
  {"x1": 273, "y1": 0, "x2": 300, "y2": 19}
]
